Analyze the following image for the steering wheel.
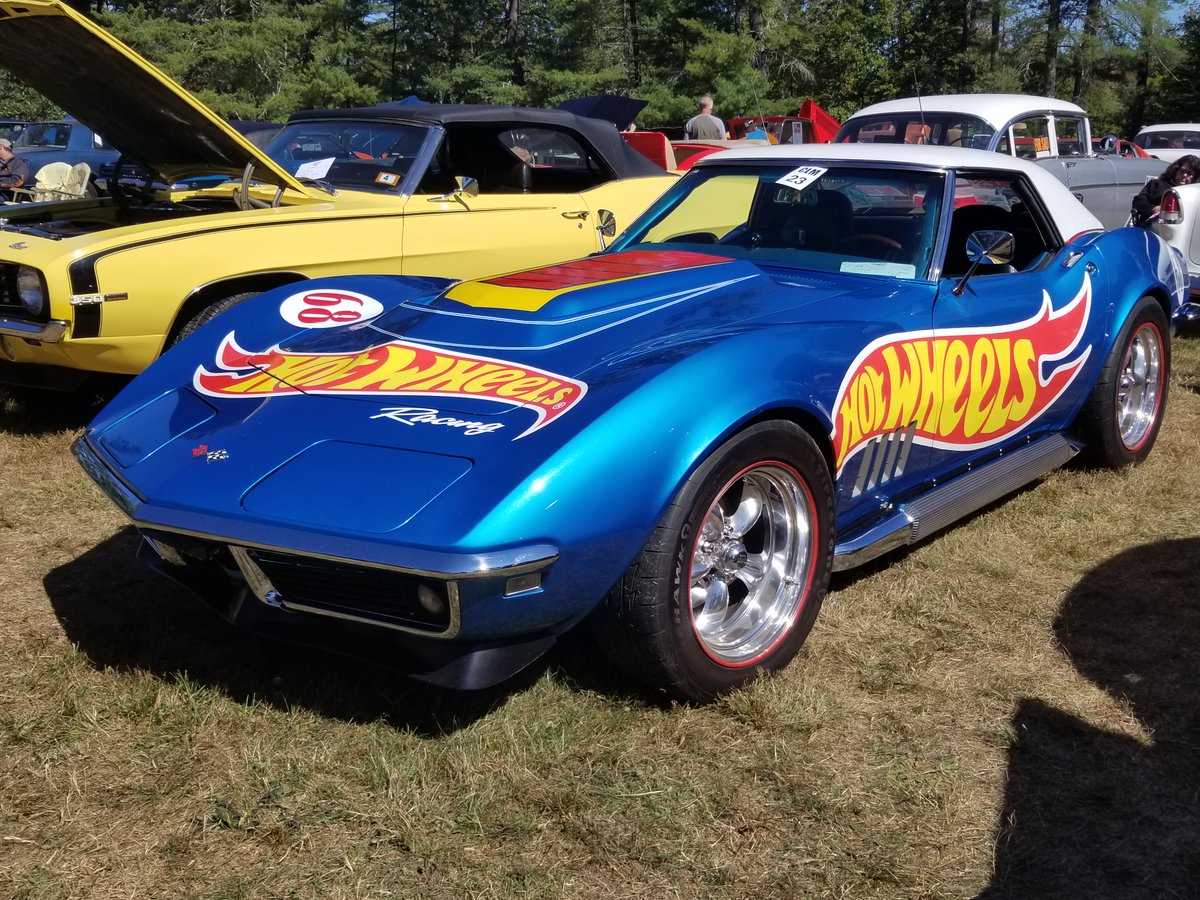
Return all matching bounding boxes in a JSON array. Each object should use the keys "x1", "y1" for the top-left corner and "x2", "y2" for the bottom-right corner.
[
  {"x1": 836, "y1": 234, "x2": 903, "y2": 259},
  {"x1": 108, "y1": 155, "x2": 156, "y2": 207},
  {"x1": 719, "y1": 227, "x2": 762, "y2": 248}
]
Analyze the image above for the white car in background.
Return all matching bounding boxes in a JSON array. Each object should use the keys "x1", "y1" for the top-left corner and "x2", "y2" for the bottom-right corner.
[
  {"x1": 1154, "y1": 181, "x2": 1200, "y2": 304},
  {"x1": 837, "y1": 94, "x2": 1166, "y2": 230},
  {"x1": 1134, "y1": 124, "x2": 1200, "y2": 163}
]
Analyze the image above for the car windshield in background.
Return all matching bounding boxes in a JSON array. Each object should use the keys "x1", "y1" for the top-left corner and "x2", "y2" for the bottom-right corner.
[
  {"x1": 837, "y1": 114, "x2": 996, "y2": 150},
  {"x1": 617, "y1": 164, "x2": 946, "y2": 281},
  {"x1": 1135, "y1": 130, "x2": 1200, "y2": 152},
  {"x1": 14, "y1": 121, "x2": 72, "y2": 149},
  {"x1": 263, "y1": 120, "x2": 434, "y2": 192}
]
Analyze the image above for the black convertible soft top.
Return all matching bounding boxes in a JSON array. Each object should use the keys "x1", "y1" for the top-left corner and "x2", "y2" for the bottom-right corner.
[{"x1": 288, "y1": 103, "x2": 666, "y2": 180}]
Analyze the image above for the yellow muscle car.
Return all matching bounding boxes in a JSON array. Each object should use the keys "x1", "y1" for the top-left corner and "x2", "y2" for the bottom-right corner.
[{"x1": 0, "y1": 0, "x2": 674, "y2": 390}]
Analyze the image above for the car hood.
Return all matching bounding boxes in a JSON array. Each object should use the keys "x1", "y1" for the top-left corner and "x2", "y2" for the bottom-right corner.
[
  {"x1": 83, "y1": 252, "x2": 879, "y2": 546},
  {"x1": 0, "y1": 1, "x2": 305, "y2": 191},
  {"x1": 161, "y1": 250, "x2": 873, "y2": 443},
  {"x1": 220, "y1": 250, "x2": 865, "y2": 382}
]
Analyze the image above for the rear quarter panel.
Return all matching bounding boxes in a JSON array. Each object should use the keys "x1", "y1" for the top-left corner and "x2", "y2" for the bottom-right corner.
[{"x1": 1154, "y1": 183, "x2": 1200, "y2": 289}]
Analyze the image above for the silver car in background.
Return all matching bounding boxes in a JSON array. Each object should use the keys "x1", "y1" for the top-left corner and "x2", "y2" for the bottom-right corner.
[{"x1": 837, "y1": 94, "x2": 1165, "y2": 231}]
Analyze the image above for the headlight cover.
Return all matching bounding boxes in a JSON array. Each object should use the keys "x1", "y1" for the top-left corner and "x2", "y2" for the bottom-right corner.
[{"x1": 16, "y1": 266, "x2": 45, "y2": 317}]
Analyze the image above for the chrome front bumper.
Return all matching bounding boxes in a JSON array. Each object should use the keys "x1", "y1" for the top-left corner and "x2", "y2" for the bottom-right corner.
[{"x1": 0, "y1": 316, "x2": 68, "y2": 343}]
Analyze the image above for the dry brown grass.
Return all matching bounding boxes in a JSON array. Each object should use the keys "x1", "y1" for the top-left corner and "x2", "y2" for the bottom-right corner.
[{"x1": 2, "y1": 336, "x2": 1200, "y2": 899}]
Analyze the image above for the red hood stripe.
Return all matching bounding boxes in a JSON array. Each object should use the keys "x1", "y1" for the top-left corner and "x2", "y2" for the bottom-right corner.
[{"x1": 483, "y1": 250, "x2": 732, "y2": 290}]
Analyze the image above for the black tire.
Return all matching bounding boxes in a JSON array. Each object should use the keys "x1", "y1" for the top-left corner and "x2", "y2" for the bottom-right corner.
[
  {"x1": 170, "y1": 291, "x2": 259, "y2": 347},
  {"x1": 1077, "y1": 296, "x2": 1169, "y2": 467},
  {"x1": 592, "y1": 421, "x2": 835, "y2": 704}
]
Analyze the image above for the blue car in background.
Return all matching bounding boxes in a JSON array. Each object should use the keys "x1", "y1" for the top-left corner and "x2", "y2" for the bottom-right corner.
[
  {"x1": 12, "y1": 116, "x2": 116, "y2": 193},
  {"x1": 0, "y1": 117, "x2": 26, "y2": 141},
  {"x1": 75, "y1": 143, "x2": 1191, "y2": 703}
]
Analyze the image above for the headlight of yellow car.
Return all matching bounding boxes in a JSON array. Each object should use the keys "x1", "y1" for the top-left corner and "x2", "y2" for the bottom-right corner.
[{"x1": 16, "y1": 266, "x2": 45, "y2": 317}]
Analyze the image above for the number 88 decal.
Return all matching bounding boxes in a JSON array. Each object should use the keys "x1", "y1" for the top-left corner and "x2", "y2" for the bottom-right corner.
[{"x1": 280, "y1": 288, "x2": 385, "y2": 329}]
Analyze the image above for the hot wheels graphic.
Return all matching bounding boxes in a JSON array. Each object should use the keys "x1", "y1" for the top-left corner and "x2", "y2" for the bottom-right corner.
[
  {"x1": 194, "y1": 333, "x2": 587, "y2": 438},
  {"x1": 832, "y1": 274, "x2": 1093, "y2": 472}
]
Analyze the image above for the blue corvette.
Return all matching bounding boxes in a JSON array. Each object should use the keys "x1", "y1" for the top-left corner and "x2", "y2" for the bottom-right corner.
[{"x1": 75, "y1": 144, "x2": 1191, "y2": 703}]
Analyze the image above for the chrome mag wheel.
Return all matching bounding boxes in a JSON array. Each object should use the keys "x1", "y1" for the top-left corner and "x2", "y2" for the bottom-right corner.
[
  {"x1": 1116, "y1": 321, "x2": 1164, "y2": 451},
  {"x1": 689, "y1": 462, "x2": 815, "y2": 665}
]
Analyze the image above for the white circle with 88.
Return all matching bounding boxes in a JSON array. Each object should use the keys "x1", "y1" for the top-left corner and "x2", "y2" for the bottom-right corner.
[{"x1": 279, "y1": 287, "x2": 384, "y2": 329}]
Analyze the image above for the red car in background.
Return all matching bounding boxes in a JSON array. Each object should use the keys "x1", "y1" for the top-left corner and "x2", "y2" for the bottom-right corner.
[{"x1": 1093, "y1": 136, "x2": 1154, "y2": 159}]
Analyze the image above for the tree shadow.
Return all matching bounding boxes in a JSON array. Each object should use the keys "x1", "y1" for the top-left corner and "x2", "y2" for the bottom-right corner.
[
  {"x1": 978, "y1": 538, "x2": 1200, "y2": 898},
  {"x1": 43, "y1": 527, "x2": 568, "y2": 736},
  {"x1": 0, "y1": 378, "x2": 126, "y2": 435}
]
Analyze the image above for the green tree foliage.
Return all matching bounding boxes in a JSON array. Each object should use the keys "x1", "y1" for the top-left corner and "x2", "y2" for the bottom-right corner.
[
  {"x1": 98, "y1": 0, "x2": 381, "y2": 119},
  {"x1": 1157, "y1": 7, "x2": 1200, "y2": 121},
  {"x1": 0, "y1": 71, "x2": 63, "y2": 120},
  {"x1": 0, "y1": 0, "x2": 1190, "y2": 135}
]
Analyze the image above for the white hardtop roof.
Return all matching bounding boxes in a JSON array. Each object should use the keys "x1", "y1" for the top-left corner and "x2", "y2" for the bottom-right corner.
[
  {"x1": 1137, "y1": 123, "x2": 1200, "y2": 133},
  {"x1": 847, "y1": 94, "x2": 1087, "y2": 130},
  {"x1": 693, "y1": 143, "x2": 1103, "y2": 238}
]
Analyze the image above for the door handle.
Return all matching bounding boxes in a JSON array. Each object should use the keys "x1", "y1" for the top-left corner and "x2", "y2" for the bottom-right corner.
[{"x1": 561, "y1": 209, "x2": 590, "y2": 220}]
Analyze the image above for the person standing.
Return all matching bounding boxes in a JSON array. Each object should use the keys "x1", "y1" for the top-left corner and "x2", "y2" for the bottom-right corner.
[
  {"x1": 684, "y1": 96, "x2": 726, "y2": 140},
  {"x1": 0, "y1": 137, "x2": 29, "y2": 201},
  {"x1": 1131, "y1": 154, "x2": 1200, "y2": 227}
]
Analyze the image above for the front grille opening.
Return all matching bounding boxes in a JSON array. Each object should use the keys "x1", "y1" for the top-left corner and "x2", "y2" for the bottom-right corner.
[
  {"x1": 245, "y1": 549, "x2": 455, "y2": 634},
  {"x1": 0, "y1": 263, "x2": 30, "y2": 320}
]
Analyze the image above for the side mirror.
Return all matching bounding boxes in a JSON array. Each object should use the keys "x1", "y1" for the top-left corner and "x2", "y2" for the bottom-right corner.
[
  {"x1": 952, "y1": 229, "x2": 1015, "y2": 296},
  {"x1": 429, "y1": 176, "x2": 480, "y2": 204},
  {"x1": 596, "y1": 208, "x2": 617, "y2": 249},
  {"x1": 966, "y1": 229, "x2": 1015, "y2": 266},
  {"x1": 456, "y1": 176, "x2": 480, "y2": 198}
]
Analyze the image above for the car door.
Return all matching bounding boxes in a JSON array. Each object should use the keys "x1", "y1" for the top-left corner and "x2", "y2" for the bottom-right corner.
[
  {"x1": 1059, "y1": 154, "x2": 1123, "y2": 228},
  {"x1": 1051, "y1": 113, "x2": 1125, "y2": 229},
  {"x1": 398, "y1": 125, "x2": 617, "y2": 280},
  {"x1": 817, "y1": 171, "x2": 949, "y2": 530},
  {"x1": 829, "y1": 277, "x2": 940, "y2": 531},
  {"x1": 927, "y1": 174, "x2": 1106, "y2": 481},
  {"x1": 400, "y1": 190, "x2": 605, "y2": 280}
]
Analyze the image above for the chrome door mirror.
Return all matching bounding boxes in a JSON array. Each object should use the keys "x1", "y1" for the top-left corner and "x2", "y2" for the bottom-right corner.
[
  {"x1": 456, "y1": 176, "x2": 480, "y2": 199},
  {"x1": 952, "y1": 230, "x2": 1016, "y2": 296},
  {"x1": 596, "y1": 208, "x2": 617, "y2": 249},
  {"x1": 966, "y1": 229, "x2": 1015, "y2": 266},
  {"x1": 429, "y1": 176, "x2": 480, "y2": 205}
]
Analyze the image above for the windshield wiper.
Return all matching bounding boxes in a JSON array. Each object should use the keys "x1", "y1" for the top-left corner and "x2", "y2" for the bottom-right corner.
[{"x1": 297, "y1": 177, "x2": 338, "y2": 196}]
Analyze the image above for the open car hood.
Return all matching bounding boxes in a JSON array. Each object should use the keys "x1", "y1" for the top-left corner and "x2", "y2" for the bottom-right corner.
[{"x1": 0, "y1": 0, "x2": 306, "y2": 191}]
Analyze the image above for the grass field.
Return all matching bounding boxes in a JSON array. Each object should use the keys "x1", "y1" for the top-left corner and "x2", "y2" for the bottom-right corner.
[{"x1": 2, "y1": 336, "x2": 1199, "y2": 899}]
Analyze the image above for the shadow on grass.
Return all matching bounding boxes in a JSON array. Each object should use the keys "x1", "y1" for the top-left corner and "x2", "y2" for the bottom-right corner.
[
  {"x1": 979, "y1": 537, "x2": 1200, "y2": 899},
  {"x1": 0, "y1": 379, "x2": 126, "y2": 435},
  {"x1": 42, "y1": 527, "x2": 619, "y2": 736}
]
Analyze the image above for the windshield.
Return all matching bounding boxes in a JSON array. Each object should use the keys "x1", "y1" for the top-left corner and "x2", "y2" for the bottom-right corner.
[
  {"x1": 263, "y1": 120, "x2": 435, "y2": 192},
  {"x1": 614, "y1": 163, "x2": 946, "y2": 281},
  {"x1": 836, "y1": 114, "x2": 995, "y2": 150},
  {"x1": 14, "y1": 122, "x2": 73, "y2": 149},
  {"x1": 1135, "y1": 129, "x2": 1200, "y2": 152}
]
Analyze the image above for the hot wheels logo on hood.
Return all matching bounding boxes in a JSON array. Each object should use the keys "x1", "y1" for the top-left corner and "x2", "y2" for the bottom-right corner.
[
  {"x1": 832, "y1": 274, "x2": 1093, "y2": 472},
  {"x1": 193, "y1": 333, "x2": 587, "y2": 439}
]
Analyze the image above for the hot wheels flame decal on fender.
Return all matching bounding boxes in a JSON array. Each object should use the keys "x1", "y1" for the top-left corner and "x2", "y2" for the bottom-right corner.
[
  {"x1": 831, "y1": 274, "x2": 1093, "y2": 472},
  {"x1": 193, "y1": 333, "x2": 587, "y2": 438}
]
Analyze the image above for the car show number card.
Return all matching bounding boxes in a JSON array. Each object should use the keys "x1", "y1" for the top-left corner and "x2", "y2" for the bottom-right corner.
[{"x1": 776, "y1": 165, "x2": 827, "y2": 191}]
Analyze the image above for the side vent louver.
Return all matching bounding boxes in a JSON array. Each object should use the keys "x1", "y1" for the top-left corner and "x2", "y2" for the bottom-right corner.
[{"x1": 852, "y1": 422, "x2": 916, "y2": 497}]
